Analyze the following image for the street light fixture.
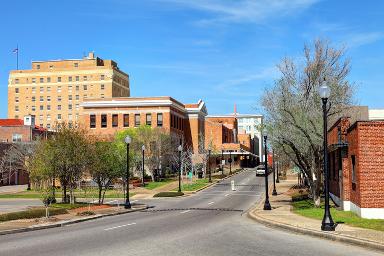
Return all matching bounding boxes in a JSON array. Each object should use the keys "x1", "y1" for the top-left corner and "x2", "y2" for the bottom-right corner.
[
  {"x1": 272, "y1": 149, "x2": 277, "y2": 196},
  {"x1": 141, "y1": 144, "x2": 145, "y2": 187},
  {"x1": 263, "y1": 135, "x2": 271, "y2": 210},
  {"x1": 276, "y1": 155, "x2": 280, "y2": 183},
  {"x1": 208, "y1": 148, "x2": 212, "y2": 183},
  {"x1": 124, "y1": 135, "x2": 132, "y2": 209},
  {"x1": 221, "y1": 146, "x2": 224, "y2": 176},
  {"x1": 229, "y1": 151, "x2": 232, "y2": 175},
  {"x1": 319, "y1": 82, "x2": 335, "y2": 231},
  {"x1": 178, "y1": 144, "x2": 183, "y2": 192}
]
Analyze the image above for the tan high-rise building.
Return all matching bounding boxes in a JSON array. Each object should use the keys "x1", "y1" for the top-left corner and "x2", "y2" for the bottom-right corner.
[{"x1": 8, "y1": 52, "x2": 130, "y2": 128}]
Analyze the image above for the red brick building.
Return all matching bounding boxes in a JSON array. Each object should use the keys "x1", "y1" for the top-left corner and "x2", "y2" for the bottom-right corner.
[{"x1": 328, "y1": 116, "x2": 384, "y2": 219}]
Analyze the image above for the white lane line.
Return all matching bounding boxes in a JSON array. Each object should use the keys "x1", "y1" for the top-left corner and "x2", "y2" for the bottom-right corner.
[
  {"x1": 208, "y1": 202, "x2": 215, "y2": 205},
  {"x1": 225, "y1": 194, "x2": 230, "y2": 197},
  {"x1": 104, "y1": 222, "x2": 136, "y2": 231},
  {"x1": 180, "y1": 210, "x2": 191, "y2": 214}
]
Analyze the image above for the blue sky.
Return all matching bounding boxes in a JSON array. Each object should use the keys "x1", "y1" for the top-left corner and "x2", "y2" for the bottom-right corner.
[{"x1": 0, "y1": 0, "x2": 383, "y2": 117}]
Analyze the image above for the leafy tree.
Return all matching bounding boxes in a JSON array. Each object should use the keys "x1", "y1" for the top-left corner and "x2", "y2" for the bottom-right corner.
[
  {"x1": 90, "y1": 142, "x2": 123, "y2": 204},
  {"x1": 261, "y1": 39, "x2": 354, "y2": 206}
]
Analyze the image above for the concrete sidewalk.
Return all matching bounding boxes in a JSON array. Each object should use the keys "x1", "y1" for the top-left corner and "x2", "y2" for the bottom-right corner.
[{"x1": 248, "y1": 176, "x2": 384, "y2": 252}]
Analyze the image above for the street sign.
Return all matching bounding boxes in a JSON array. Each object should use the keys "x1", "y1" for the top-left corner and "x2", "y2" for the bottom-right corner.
[
  {"x1": 221, "y1": 160, "x2": 225, "y2": 165},
  {"x1": 231, "y1": 180, "x2": 236, "y2": 191}
]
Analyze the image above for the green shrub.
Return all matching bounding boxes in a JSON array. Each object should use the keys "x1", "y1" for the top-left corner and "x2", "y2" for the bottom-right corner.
[
  {"x1": 153, "y1": 191, "x2": 184, "y2": 197},
  {"x1": 0, "y1": 208, "x2": 68, "y2": 222}
]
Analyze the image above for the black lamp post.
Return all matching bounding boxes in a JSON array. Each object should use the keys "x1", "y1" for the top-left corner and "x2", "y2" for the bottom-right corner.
[
  {"x1": 263, "y1": 135, "x2": 271, "y2": 210},
  {"x1": 319, "y1": 83, "x2": 335, "y2": 231},
  {"x1": 272, "y1": 149, "x2": 277, "y2": 196},
  {"x1": 141, "y1": 145, "x2": 145, "y2": 187},
  {"x1": 276, "y1": 155, "x2": 280, "y2": 183},
  {"x1": 229, "y1": 151, "x2": 232, "y2": 175},
  {"x1": 178, "y1": 145, "x2": 182, "y2": 192},
  {"x1": 124, "y1": 135, "x2": 132, "y2": 209},
  {"x1": 208, "y1": 149, "x2": 212, "y2": 183},
  {"x1": 221, "y1": 147, "x2": 224, "y2": 176}
]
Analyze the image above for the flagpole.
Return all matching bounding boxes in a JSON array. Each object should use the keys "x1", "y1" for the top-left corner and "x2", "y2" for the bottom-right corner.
[{"x1": 16, "y1": 44, "x2": 19, "y2": 70}]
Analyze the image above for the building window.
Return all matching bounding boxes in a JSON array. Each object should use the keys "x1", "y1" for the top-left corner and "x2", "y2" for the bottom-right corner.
[
  {"x1": 68, "y1": 85, "x2": 72, "y2": 92},
  {"x1": 68, "y1": 95, "x2": 72, "y2": 101},
  {"x1": 123, "y1": 114, "x2": 129, "y2": 127},
  {"x1": 47, "y1": 114, "x2": 51, "y2": 121},
  {"x1": 101, "y1": 84, "x2": 105, "y2": 90},
  {"x1": 101, "y1": 75, "x2": 105, "y2": 80},
  {"x1": 47, "y1": 77, "x2": 51, "y2": 83},
  {"x1": 40, "y1": 96, "x2": 44, "y2": 102},
  {"x1": 58, "y1": 77, "x2": 62, "y2": 82},
  {"x1": 36, "y1": 64, "x2": 40, "y2": 70},
  {"x1": 68, "y1": 104, "x2": 72, "y2": 110},
  {"x1": 76, "y1": 76, "x2": 79, "y2": 81},
  {"x1": 101, "y1": 94, "x2": 105, "y2": 98},
  {"x1": 47, "y1": 86, "x2": 51, "y2": 92},
  {"x1": 15, "y1": 97, "x2": 19, "y2": 103},
  {"x1": 32, "y1": 106, "x2": 36, "y2": 111},
  {"x1": 57, "y1": 114, "x2": 62, "y2": 120},
  {"x1": 15, "y1": 88, "x2": 19, "y2": 93},
  {"x1": 47, "y1": 105, "x2": 51, "y2": 111},
  {"x1": 68, "y1": 76, "x2": 72, "y2": 82},
  {"x1": 32, "y1": 87, "x2": 36, "y2": 93},
  {"x1": 40, "y1": 78, "x2": 44, "y2": 83},
  {"x1": 83, "y1": 85, "x2": 87, "y2": 90},
  {"x1": 135, "y1": 114, "x2": 140, "y2": 127},
  {"x1": 112, "y1": 114, "x2": 118, "y2": 127},
  {"x1": 75, "y1": 95, "x2": 79, "y2": 100},
  {"x1": 40, "y1": 105, "x2": 44, "y2": 110},
  {"x1": 15, "y1": 106, "x2": 19, "y2": 112},
  {"x1": 32, "y1": 78, "x2": 36, "y2": 83},
  {"x1": 47, "y1": 124, "x2": 51, "y2": 129},
  {"x1": 40, "y1": 87, "x2": 44, "y2": 93},
  {"x1": 47, "y1": 96, "x2": 51, "y2": 102},
  {"x1": 15, "y1": 79, "x2": 19, "y2": 84},
  {"x1": 75, "y1": 104, "x2": 79, "y2": 110},
  {"x1": 157, "y1": 113, "x2": 163, "y2": 127},
  {"x1": 39, "y1": 114, "x2": 43, "y2": 121},
  {"x1": 84, "y1": 94, "x2": 88, "y2": 99},
  {"x1": 12, "y1": 134, "x2": 22, "y2": 142},
  {"x1": 90, "y1": 114, "x2": 96, "y2": 128},
  {"x1": 68, "y1": 114, "x2": 73, "y2": 121},
  {"x1": 57, "y1": 105, "x2": 61, "y2": 110},
  {"x1": 83, "y1": 76, "x2": 87, "y2": 81},
  {"x1": 74, "y1": 63, "x2": 78, "y2": 67},
  {"x1": 351, "y1": 155, "x2": 356, "y2": 184},
  {"x1": 76, "y1": 85, "x2": 79, "y2": 91},
  {"x1": 146, "y1": 114, "x2": 152, "y2": 126},
  {"x1": 101, "y1": 114, "x2": 107, "y2": 128},
  {"x1": 58, "y1": 86, "x2": 62, "y2": 93}
]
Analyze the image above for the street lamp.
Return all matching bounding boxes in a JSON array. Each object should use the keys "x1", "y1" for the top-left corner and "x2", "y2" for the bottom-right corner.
[
  {"x1": 263, "y1": 135, "x2": 271, "y2": 210},
  {"x1": 221, "y1": 146, "x2": 224, "y2": 176},
  {"x1": 208, "y1": 148, "x2": 212, "y2": 183},
  {"x1": 124, "y1": 135, "x2": 132, "y2": 209},
  {"x1": 319, "y1": 82, "x2": 335, "y2": 231},
  {"x1": 272, "y1": 149, "x2": 277, "y2": 196},
  {"x1": 229, "y1": 151, "x2": 232, "y2": 175},
  {"x1": 178, "y1": 144, "x2": 182, "y2": 192},
  {"x1": 141, "y1": 144, "x2": 145, "y2": 187},
  {"x1": 276, "y1": 155, "x2": 280, "y2": 183}
]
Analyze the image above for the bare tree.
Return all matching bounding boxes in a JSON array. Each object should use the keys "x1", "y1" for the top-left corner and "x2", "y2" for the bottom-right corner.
[{"x1": 261, "y1": 39, "x2": 354, "y2": 206}]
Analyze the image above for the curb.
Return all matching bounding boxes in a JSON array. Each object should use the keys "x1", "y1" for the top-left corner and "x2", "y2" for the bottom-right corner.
[
  {"x1": 0, "y1": 205, "x2": 147, "y2": 236},
  {"x1": 248, "y1": 206, "x2": 384, "y2": 252}
]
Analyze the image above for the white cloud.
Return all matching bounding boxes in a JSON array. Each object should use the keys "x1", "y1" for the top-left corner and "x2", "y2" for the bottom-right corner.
[
  {"x1": 158, "y1": 0, "x2": 320, "y2": 24},
  {"x1": 345, "y1": 32, "x2": 384, "y2": 48}
]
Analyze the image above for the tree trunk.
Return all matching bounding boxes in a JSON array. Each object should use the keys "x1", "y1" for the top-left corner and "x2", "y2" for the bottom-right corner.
[
  {"x1": 63, "y1": 184, "x2": 67, "y2": 203},
  {"x1": 98, "y1": 182, "x2": 103, "y2": 205}
]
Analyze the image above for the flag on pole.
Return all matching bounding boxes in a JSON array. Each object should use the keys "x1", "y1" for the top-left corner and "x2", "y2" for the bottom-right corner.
[{"x1": 12, "y1": 48, "x2": 18, "y2": 53}]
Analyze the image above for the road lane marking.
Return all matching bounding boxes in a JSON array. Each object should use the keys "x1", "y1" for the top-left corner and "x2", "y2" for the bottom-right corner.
[
  {"x1": 180, "y1": 210, "x2": 191, "y2": 214},
  {"x1": 208, "y1": 202, "x2": 215, "y2": 205},
  {"x1": 225, "y1": 194, "x2": 230, "y2": 197},
  {"x1": 104, "y1": 222, "x2": 136, "y2": 231}
]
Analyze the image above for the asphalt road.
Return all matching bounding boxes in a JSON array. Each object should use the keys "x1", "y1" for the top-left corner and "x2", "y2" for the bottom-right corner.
[{"x1": 0, "y1": 170, "x2": 380, "y2": 256}]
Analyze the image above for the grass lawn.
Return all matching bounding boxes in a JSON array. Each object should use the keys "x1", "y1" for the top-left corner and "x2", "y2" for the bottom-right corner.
[
  {"x1": 0, "y1": 207, "x2": 68, "y2": 222},
  {"x1": 293, "y1": 199, "x2": 384, "y2": 231},
  {"x1": 145, "y1": 179, "x2": 174, "y2": 190},
  {"x1": 172, "y1": 178, "x2": 210, "y2": 192},
  {"x1": 0, "y1": 190, "x2": 135, "y2": 199}
]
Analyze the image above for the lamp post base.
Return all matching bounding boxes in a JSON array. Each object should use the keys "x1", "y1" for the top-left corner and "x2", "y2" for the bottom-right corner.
[
  {"x1": 124, "y1": 202, "x2": 131, "y2": 209},
  {"x1": 272, "y1": 189, "x2": 277, "y2": 196},
  {"x1": 321, "y1": 223, "x2": 336, "y2": 231},
  {"x1": 263, "y1": 201, "x2": 272, "y2": 210}
]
